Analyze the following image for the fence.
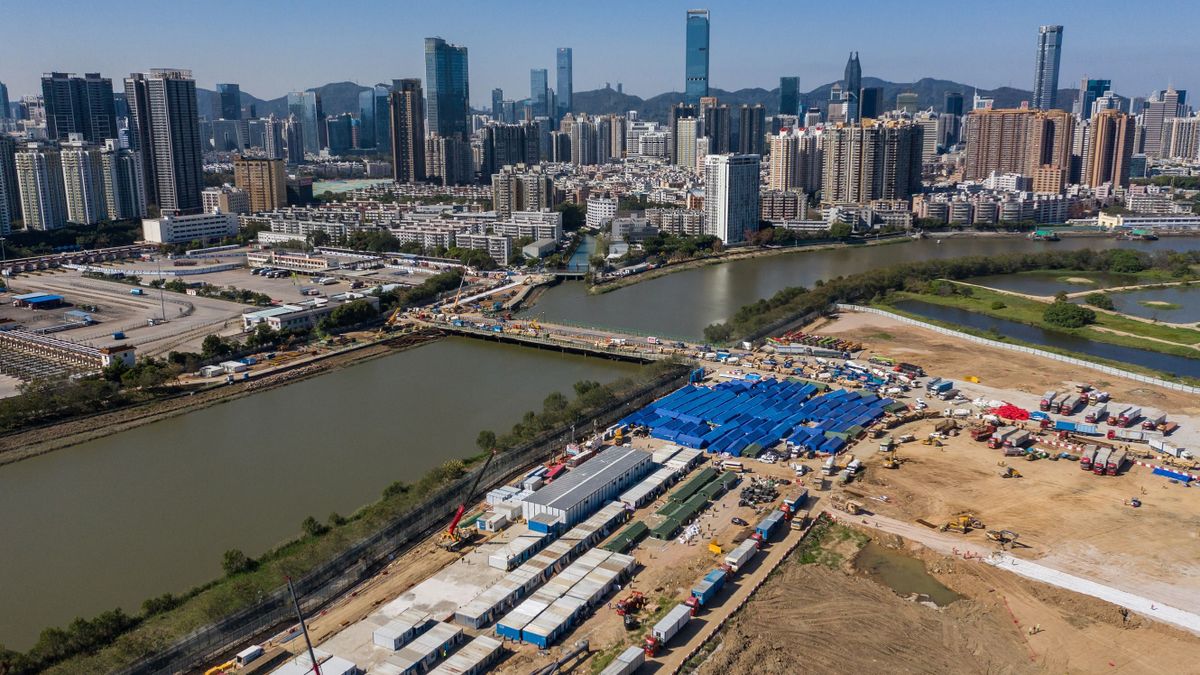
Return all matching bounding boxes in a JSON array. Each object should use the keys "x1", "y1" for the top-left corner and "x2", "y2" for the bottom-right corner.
[
  {"x1": 742, "y1": 308, "x2": 826, "y2": 347},
  {"x1": 120, "y1": 366, "x2": 690, "y2": 675},
  {"x1": 837, "y1": 304, "x2": 1200, "y2": 395}
]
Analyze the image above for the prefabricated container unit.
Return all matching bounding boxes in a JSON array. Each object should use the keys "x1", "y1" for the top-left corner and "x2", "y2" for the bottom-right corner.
[
  {"x1": 651, "y1": 517, "x2": 682, "y2": 540},
  {"x1": 670, "y1": 467, "x2": 719, "y2": 503},
  {"x1": 603, "y1": 521, "x2": 649, "y2": 553},
  {"x1": 497, "y1": 599, "x2": 549, "y2": 641},
  {"x1": 427, "y1": 635, "x2": 503, "y2": 675},
  {"x1": 494, "y1": 501, "x2": 523, "y2": 521},
  {"x1": 653, "y1": 604, "x2": 693, "y2": 643},
  {"x1": 528, "y1": 512, "x2": 562, "y2": 534},
  {"x1": 274, "y1": 654, "x2": 359, "y2": 675},
  {"x1": 521, "y1": 446, "x2": 653, "y2": 528},
  {"x1": 673, "y1": 448, "x2": 704, "y2": 467},
  {"x1": 486, "y1": 485, "x2": 521, "y2": 505},
  {"x1": 755, "y1": 510, "x2": 785, "y2": 540},
  {"x1": 691, "y1": 569, "x2": 728, "y2": 606},
  {"x1": 523, "y1": 595, "x2": 586, "y2": 649},
  {"x1": 652, "y1": 445, "x2": 682, "y2": 464},
  {"x1": 235, "y1": 645, "x2": 264, "y2": 667},
  {"x1": 522, "y1": 476, "x2": 545, "y2": 491},
  {"x1": 478, "y1": 512, "x2": 508, "y2": 533},
  {"x1": 384, "y1": 622, "x2": 464, "y2": 675},
  {"x1": 488, "y1": 533, "x2": 548, "y2": 571},
  {"x1": 725, "y1": 539, "x2": 758, "y2": 572},
  {"x1": 373, "y1": 608, "x2": 432, "y2": 650},
  {"x1": 600, "y1": 646, "x2": 646, "y2": 675}
]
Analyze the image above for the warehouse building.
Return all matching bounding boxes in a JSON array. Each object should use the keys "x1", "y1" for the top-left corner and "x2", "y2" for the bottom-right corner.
[{"x1": 521, "y1": 446, "x2": 651, "y2": 528}]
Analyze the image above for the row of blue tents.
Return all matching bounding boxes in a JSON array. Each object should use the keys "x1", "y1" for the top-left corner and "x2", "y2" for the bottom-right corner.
[{"x1": 620, "y1": 379, "x2": 894, "y2": 457}]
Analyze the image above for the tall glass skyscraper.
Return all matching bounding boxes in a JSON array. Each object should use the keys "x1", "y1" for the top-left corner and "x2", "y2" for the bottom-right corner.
[
  {"x1": 843, "y1": 52, "x2": 861, "y2": 122},
  {"x1": 287, "y1": 91, "x2": 323, "y2": 154},
  {"x1": 685, "y1": 9, "x2": 710, "y2": 105},
  {"x1": 779, "y1": 77, "x2": 799, "y2": 116},
  {"x1": 491, "y1": 88, "x2": 504, "y2": 119},
  {"x1": 1075, "y1": 78, "x2": 1111, "y2": 118},
  {"x1": 216, "y1": 83, "x2": 241, "y2": 120},
  {"x1": 530, "y1": 69, "x2": 549, "y2": 118},
  {"x1": 357, "y1": 84, "x2": 391, "y2": 150},
  {"x1": 124, "y1": 69, "x2": 203, "y2": 215},
  {"x1": 556, "y1": 48, "x2": 573, "y2": 119},
  {"x1": 1033, "y1": 25, "x2": 1063, "y2": 110},
  {"x1": 41, "y1": 72, "x2": 118, "y2": 143},
  {"x1": 425, "y1": 37, "x2": 471, "y2": 140}
]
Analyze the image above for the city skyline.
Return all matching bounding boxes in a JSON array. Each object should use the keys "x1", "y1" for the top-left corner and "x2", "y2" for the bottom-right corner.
[{"x1": 1, "y1": 1, "x2": 1196, "y2": 107}]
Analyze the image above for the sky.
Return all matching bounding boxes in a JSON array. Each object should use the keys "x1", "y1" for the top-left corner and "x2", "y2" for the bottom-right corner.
[{"x1": 1, "y1": 0, "x2": 1196, "y2": 106}]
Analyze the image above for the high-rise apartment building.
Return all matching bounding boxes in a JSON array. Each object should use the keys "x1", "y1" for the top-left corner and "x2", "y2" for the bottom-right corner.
[
  {"x1": 1166, "y1": 116, "x2": 1200, "y2": 162},
  {"x1": 1083, "y1": 110, "x2": 1135, "y2": 188},
  {"x1": 566, "y1": 114, "x2": 598, "y2": 166},
  {"x1": 1033, "y1": 25, "x2": 1064, "y2": 110},
  {"x1": 41, "y1": 72, "x2": 118, "y2": 144},
  {"x1": 263, "y1": 115, "x2": 285, "y2": 160},
  {"x1": 780, "y1": 77, "x2": 800, "y2": 116},
  {"x1": 738, "y1": 104, "x2": 766, "y2": 156},
  {"x1": 962, "y1": 108, "x2": 1074, "y2": 182},
  {"x1": 669, "y1": 102, "x2": 698, "y2": 163},
  {"x1": 703, "y1": 154, "x2": 760, "y2": 244},
  {"x1": 125, "y1": 69, "x2": 204, "y2": 215},
  {"x1": 201, "y1": 185, "x2": 250, "y2": 215},
  {"x1": 769, "y1": 131, "x2": 799, "y2": 192},
  {"x1": 700, "y1": 97, "x2": 732, "y2": 154},
  {"x1": 0, "y1": 81, "x2": 9, "y2": 119},
  {"x1": 556, "y1": 48, "x2": 573, "y2": 119},
  {"x1": 1143, "y1": 87, "x2": 1182, "y2": 158},
  {"x1": 101, "y1": 139, "x2": 146, "y2": 220},
  {"x1": 685, "y1": 9, "x2": 710, "y2": 105},
  {"x1": 233, "y1": 156, "x2": 287, "y2": 213},
  {"x1": 844, "y1": 52, "x2": 862, "y2": 122},
  {"x1": 284, "y1": 115, "x2": 304, "y2": 165},
  {"x1": 676, "y1": 118, "x2": 699, "y2": 170},
  {"x1": 216, "y1": 83, "x2": 241, "y2": 120},
  {"x1": 530, "y1": 69, "x2": 550, "y2": 119},
  {"x1": 15, "y1": 143, "x2": 68, "y2": 230},
  {"x1": 0, "y1": 137, "x2": 20, "y2": 231},
  {"x1": 425, "y1": 135, "x2": 473, "y2": 185},
  {"x1": 491, "y1": 164, "x2": 554, "y2": 218},
  {"x1": 389, "y1": 79, "x2": 427, "y2": 184},
  {"x1": 821, "y1": 120, "x2": 923, "y2": 205},
  {"x1": 491, "y1": 88, "x2": 504, "y2": 120},
  {"x1": 60, "y1": 134, "x2": 108, "y2": 224},
  {"x1": 425, "y1": 37, "x2": 471, "y2": 140},
  {"x1": 287, "y1": 91, "x2": 323, "y2": 155},
  {"x1": 480, "y1": 122, "x2": 540, "y2": 177}
]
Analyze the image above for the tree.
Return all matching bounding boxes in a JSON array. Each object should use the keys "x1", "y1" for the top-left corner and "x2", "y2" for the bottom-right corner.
[
  {"x1": 990, "y1": 300, "x2": 1007, "y2": 310},
  {"x1": 221, "y1": 549, "x2": 255, "y2": 576},
  {"x1": 201, "y1": 334, "x2": 233, "y2": 359},
  {"x1": 554, "y1": 202, "x2": 585, "y2": 231},
  {"x1": 828, "y1": 222, "x2": 853, "y2": 239},
  {"x1": 704, "y1": 322, "x2": 734, "y2": 344},
  {"x1": 301, "y1": 515, "x2": 329, "y2": 537},
  {"x1": 307, "y1": 230, "x2": 332, "y2": 247},
  {"x1": 476, "y1": 430, "x2": 497, "y2": 452},
  {"x1": 1085, "y1": 292, "x2": 1115, "y2": 310},
  {"x1": 1043, "y1": 301, "x2": 1096, "y2": 328}
]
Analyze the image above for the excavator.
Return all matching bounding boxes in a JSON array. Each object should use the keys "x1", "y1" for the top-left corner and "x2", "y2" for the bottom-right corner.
[
  {"x1": 438, "y1": 449, "x2": 498, "y2": 552},
  {"x1": 986, "y1": 529, "x2": 1021, "y2": 549},
  {"x1": 940, "y1": 513, "x2": 984, "y2": 534}
]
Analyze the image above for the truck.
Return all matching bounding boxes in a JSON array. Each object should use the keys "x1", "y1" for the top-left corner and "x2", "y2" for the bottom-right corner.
[
  {"x1": 1072, "y1": 423, "x2": 1100, "y2": 436},
  {"x1": 1105, "y1": 450, "x2": 1127, "y2": 476},
  {"x1": 687, "y1": 569, "x2": 728, "y2": 609},
  {"x1": 1083, "y1": 403, "x2": 1107, "y2": 424},
  {"x1": 944, "y1": 407, "x2": 972, "y2": 418},
  {"x1": 837, "y1": 468, "x2": 854, "y2": 485},
  {"x1": 1142, "y1": 412, "x2": 1167, "y2": 430},
  {"x1": 724, "y1": 539, "x2": 758, "y2": 572},
  {"x1": 1080, "y1": 445, "x2": 1097, "y2": 471},
  {"x1": 821, "y1": 455, "x2": 838, "y2": 476},
  {"x1": 129, "y1": 288, "x2": 146, "y2": 296},
  {"x1": 1149, "y1": 438, "x2": 1192, "y2": 459},
  {"x1": 929, "y1": 380, "x2": 953, "y2": 395},
  {"x1": 987, "y1": 426, "x2": 1019, "y2": 449},
  {"x1": 1106, "y1": 406, "x2": 1130, "y2": 426},
  {"x1": 1108, "y1": 428, "x2": 1152, "y2": 443},
  {"x1": 1004, "y1": 429, "x2": 1032, "y2": 449},
  {"x1": 1052, "y1": 419, "x2": 1077, "y2": 432},
  {"x1": 937, "y1": 388, "x2": 960, "y2": 401},
  {"x1": 1117, "y1": 406, "x2": 1142, "y2": 428},
  {"x1": 1087, "y1": 390, "x2": 1110, "y2": 403},
  {"x1": 1058, "y1": 394, "x2": 1082, "y2": 415},
  {"x1": 783, "y1": 489, "x2": 809, "y2": 512},
  {"x1": 1091, "y1": 447, "x2": 1113, "y2": 475},
  {"x1": 646, "y1": 604, "x2": 692, "y2": 655},
  {"x1": 969, "y1": 423, "x2": 997, "y2": 442},
  {"x1": 600, "y1": 646, "x2": 645, "y2": 675},
  {"x1": 1039, "y1": 391, "x2": 1059, "y2": 412}
]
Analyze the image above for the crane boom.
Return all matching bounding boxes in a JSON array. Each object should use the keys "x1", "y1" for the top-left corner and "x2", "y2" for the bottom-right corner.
[{"x1": 446, "y1": 449, "x2": 498, "y2": 537}]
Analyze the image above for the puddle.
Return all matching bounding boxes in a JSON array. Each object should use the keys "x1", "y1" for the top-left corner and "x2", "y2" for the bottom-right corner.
[{"x1": 854, "y1": 541, "x2": 962, "y2": 607}]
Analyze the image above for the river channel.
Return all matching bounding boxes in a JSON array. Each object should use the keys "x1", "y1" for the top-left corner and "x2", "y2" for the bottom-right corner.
[
  {"x1": 0, "y1": 337, "x2": 639, "y2": 650},
  {"x1": 523, "y1": 237, "x2": 1188, "y2": 339}
]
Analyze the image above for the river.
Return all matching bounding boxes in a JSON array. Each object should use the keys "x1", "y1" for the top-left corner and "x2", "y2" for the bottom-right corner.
[
  {"x1": 0, "y1": 338, "x2": 639, "y2": 650},
  {"x1": 522, "y1": 237, "x2": 1189, "y2": 340}
]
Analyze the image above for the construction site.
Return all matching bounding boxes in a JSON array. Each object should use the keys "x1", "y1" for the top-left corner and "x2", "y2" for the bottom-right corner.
[{"x1": 200, "y1": 308, "x2": 1200, "y2": 675}]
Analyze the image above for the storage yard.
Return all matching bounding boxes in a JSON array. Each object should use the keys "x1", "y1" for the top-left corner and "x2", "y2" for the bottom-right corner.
[{"x1": 215, "y1": 312, "x2": 1200, "y2": 675}]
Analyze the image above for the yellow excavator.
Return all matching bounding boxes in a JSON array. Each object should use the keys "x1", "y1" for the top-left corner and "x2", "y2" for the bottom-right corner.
[
  {"x1": 940, "y1": 513, "x2": 984, "y2": 534},
  {"x1": 986, "y1": 529, "x2": 1021, "y2": 549}
]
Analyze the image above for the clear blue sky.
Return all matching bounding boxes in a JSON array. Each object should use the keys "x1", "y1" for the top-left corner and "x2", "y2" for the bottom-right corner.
[{"x1": 1, "y1": 0, "x2": 1194, "y2": 105}]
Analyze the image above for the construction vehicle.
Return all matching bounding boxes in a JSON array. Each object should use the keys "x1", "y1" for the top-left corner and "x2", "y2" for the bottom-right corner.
[
  {"x1": 1000, "y1": 466, "x2": 1022, "y2": 478},
  {"x1": 614, "y1": 590, "x2": 646, "y2": 616},
  {"x1": 922, "y1": 435, "x2": 944, "y2": 447},
  {"x1": 970, "y1": 423, "x2": 997, "y2": 442},
  {"x1": 881, "y1": 446, "x2": 901, "y2": 469},
  {"x1": 986, "y1": 529, "x2": 1021, "y2": 549},
  {"x1": 438, "y1": 449, "x2": 497, "y2": 551},
  {"x1": 829, "y1": 494, "x2": 863, "y2": 515},
  {"x1": 940, "y1": 513, "x2": 984, "y2": 534},
  {"x1": 530, "y1": 640, "x2": 589, "y2": 675}
]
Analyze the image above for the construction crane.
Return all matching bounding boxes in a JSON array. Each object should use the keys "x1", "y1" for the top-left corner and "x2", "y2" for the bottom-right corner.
[
  {"x1": 439, "y1": 449, "x2": 498, "y2": 551},
  {"x1": 441, "y1": 270, "x2": 470, "y2": 313}
]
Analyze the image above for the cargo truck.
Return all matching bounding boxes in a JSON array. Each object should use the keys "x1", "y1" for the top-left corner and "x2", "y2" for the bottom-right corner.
[
  {"x1": 646, "y1": 604, "x2": 692, "y2": 655},
  {"x1": 1092, "y1": 447, "x2": 1113, "y2": 475},
  {"x1": 1149, "y1": 438, "x2": 1192, "y2": 459},
  {"x1": 1105, "y1": 450, "x2": 1127, "y2": 476},
  {"x1": 687, "y1": 569, "x2": 728, "y2": 610},
  {"x1": 1107, "y1": 406, "x2": 1131, "y2": 426},
  {"x1": 1083, "y1": 403, "x2": 1107, "y2": 424},
  {"x1": 929, "y1": 380, "x2": 953, "y2": 395},
  {"x1": 938, "y1": 388, "x2": 960, "y2": 401},
  {"x1": 1142, "y1": 413, "x2": 1167, "y2": 430},
  {"x1": 1107, "y1": 428, "x2": 1152, "y2": 443},
  {"x1": 1039, "y1": 391, "x2": 1059, "y2": 412},
  {"x1": 1117, "y1": 406, "x2": 1142, "y2": 428},
  {"x1": 1058, "y1": 394, "x2": 1082, "y2": 415},
  {"x1": 1080, "y1": 445, "x2": 1097, "y2": 471},
  {"x1": 822, "y1": 455, "x2": 838, "y2": 476},
  {"x1": 987, "y1": 427, "x2": 1018, "y2": 449},
  {"x1": 724, "y1": 540, "x2": 758, "y2": 572},
  {"x1": 1004, "y1": 429, "x2": 1031, "y2": 449}
]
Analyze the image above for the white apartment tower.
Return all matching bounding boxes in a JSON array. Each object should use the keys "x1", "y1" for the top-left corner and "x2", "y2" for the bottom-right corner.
[
  {"x1": 15, "y1": 143, "x2": 68, "y2": 230},
  {"x1": 703, "y1": 154, "x2": 760, "y2": 244}
]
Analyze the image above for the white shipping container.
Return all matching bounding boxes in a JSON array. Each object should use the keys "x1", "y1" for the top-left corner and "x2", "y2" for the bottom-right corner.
[
  {"x1": 600, "y1": 646, "x2": 647, "y2": 675},
  {"x1": 653, "y1": 604, "x2": 692, "y2": 642}
]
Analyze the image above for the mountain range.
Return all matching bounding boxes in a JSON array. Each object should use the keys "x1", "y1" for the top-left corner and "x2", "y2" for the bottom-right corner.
[{"x1": 197, "y1": 77, "x2": 1087, "y2": 123}]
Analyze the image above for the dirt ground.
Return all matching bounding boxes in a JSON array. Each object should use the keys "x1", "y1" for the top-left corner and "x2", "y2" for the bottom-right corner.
[{"x1": 697, "y1": 525, "x2": 1200, "y2": 675}]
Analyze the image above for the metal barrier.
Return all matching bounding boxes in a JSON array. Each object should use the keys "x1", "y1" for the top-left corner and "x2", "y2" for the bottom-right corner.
[
  {"x1": 836, "y1": 304, "x2": 1200, "y2": 394},
  {"x1": 119, "y1": 366, "x2": 690, "y2": 675}
]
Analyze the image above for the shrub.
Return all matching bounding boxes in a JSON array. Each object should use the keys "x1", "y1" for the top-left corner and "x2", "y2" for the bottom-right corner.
[
  {"x1": 990, "y1": 300, "x2": 1007, "y2": 310},
  {"x1": 1085, "y1": 292, "x2": 1115, "y2": 310},
  {"x1": 1043, "y1": 301, "x2": 1096, "y2": 328}
]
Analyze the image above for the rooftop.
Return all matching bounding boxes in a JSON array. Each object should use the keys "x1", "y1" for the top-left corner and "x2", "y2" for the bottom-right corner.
[{"x1": 523, "y1": 446, "x2": 649, "y2": 512}]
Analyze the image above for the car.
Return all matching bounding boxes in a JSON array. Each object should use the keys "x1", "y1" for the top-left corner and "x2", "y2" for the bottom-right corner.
[
  {"x1": 777, "y1": 478, "x2": 792, "y2": 485},
  {"x1": 731, "y1": 517, "x2": 748, "y2": 526}
]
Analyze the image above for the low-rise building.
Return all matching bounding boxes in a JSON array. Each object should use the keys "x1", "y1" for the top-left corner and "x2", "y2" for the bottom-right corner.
[
  {"x1": 241, "y1": 293, "x2": 380, "y2": 332},
  {"x1": 521, "y1": 238, "x2": 557, "y2": 258},
  {"x1": 245, "y1": 250, "x2": 333, "y2": 272},
  {"x1": 142, "y1": 212, "x2": 240, "y2": 244},
  {"x1": 1097, "y1": 212, "x2": 1200, "y2": 231}
]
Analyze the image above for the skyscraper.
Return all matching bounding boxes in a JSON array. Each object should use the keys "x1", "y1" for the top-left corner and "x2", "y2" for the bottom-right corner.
[
  {"x1": 1033, "y1": 25, "x2": 1064, "y2": 111},
  {"x1": 703, "y1": 154, "x2": 760, "y2": 244},
  {"x1": 287, "y1": 91, "x2": 323, "y2": 155},
  {"x1": 1143, "y1": 87, "x2": 1182, "y2": 157},
  {"x1": 821, "y1": 120, "x2": 923, "y2": 205},
  {"x1": 101, "y1": 139, "x2": 146, "y2": 220},
  {"x1": 15, "y1": 143, "x2": 68, "y2": 230},
  {"x1": 326, "y1": 113, "x2": 354, "y2": 155},
  {"x1": 843, "y1": 52, "x2": 862, "y2": 121},
  {"x1": 530, "y1": 69, "x2": 550, "y2": 118},
  {"x1": 944, "y1": 92, "x2": 965, "y2": 117},
  {"x1": 1083, "y1": 110, "x2": 1135, "y2": 188},
  {"x1": 737, "y1": 104, "x2": 766, "y2": 155},
  {"x1": 216, "y1": 83, "x2": 241, "y2": 120},
  {"x1": 263, "y1": 115, "x2": 285, "y2": 161},
  {"x1": 425, "y1": 37, "x2": 471, "y2": 140},
  {"x1": 41, "y1": 72, "x2": 118, "y2": 143},
  {"x1": 962, "y1": 108, "x2": 1074, "y2": 181},
  {"x1": 126, "y1": 69, "x2": 204, "y2": 215},
  {"x1": 492, "y1": 88, "x2": 504, "y2": 119},
  {"x1": 676, "y1": 117, "x2": 699, "y2": 170},
  {"x1": 1075, "y1": 78, "x2": 1111, "y2": 119},
  {"x1": 284, "y1": 115, "x2": 304, "y2": 165},
  {"x1": 60, "y1": 134, "x2": 108, "y2": 224},
  {"x1": 684, "y1": 9, "x2": 710, "y2": 105},
  {"x1": 556, "y1": 48, "x2": 573, "y2": 118},
  {"x1": 859, "y1": 87, "x2": 882, "y2": 119},
  {"x1": 700, "y1": 97, "x2": 731, "y2": 154},
  {"x1": 0, "y1": 81, "x2": 10, "y2": 119},
  {"x1": 669, "y1": 102, "x2": 697, "y2": 163},
  {"x1": 389, "y1": 79, "x2": 427, "y2": 183},
  {"x1": 234, "y1": 156, "x2": 287, "y2": 212},
  {"x1": 0, "y1": 137, "x2": 19, "y2": 233},
  {"x1": 779, "y1": 77, "x2": 800, "y2": 116}
]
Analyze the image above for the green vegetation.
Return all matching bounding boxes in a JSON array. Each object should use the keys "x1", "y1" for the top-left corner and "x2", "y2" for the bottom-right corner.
[
  {"x1": 378, "y1": 269, "x2": 463, "y2": 313},
  {"x1": 1139, "y1": 300, "x2": 1182, "y2": 311},
  {"x1": 1043, "y1": 301, "x2": 1096, "y2": 328},
  {"x1": 1133, "y1": 175, "x2": 1200, "y2": 190},
  {"x1": 2, "y1": 220, "x2": 143, "y2": 259},
  {"x1": 10, "y1": 361, "x2": 686, "y2": 675},
  {"x1": 1085, "y1": 292, "x2": 1115, "y2": 310},
  {"x1": 792, "y1": 516, "x2": 866, "y2": 568},
  {"x1": 316, "y1": 299, "x2": 380, "y2": 334},
  {"x1": 613, "y1": 233, "x2": 723, "y2": 268},
  {"x1": 554, "y1": 202, "x2": 585, "y2": 231},
  {"x1": 702, "y1": 248, "x2": 1200, "y2": 344}
]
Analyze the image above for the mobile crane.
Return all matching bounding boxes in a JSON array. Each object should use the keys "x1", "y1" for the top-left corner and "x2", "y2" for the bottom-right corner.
[{"x1": 438, "y1": 449, "x2": 498, "y2": 551}]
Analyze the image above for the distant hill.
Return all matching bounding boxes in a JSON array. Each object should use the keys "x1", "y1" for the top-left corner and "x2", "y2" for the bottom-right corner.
[{"x1": 196, "y1": 78, "x2": 1086, "y2": 122}]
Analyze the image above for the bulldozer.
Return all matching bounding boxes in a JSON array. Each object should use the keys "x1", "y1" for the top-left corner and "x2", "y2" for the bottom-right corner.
[
  {"x1": 986, "y1": 529, "x2": 1021, "y2": 549},
  {"x1": 940, "y1": 513, "x2": 984, "y2": 534},
  {"x1": 1000, "y1": 467, "x2": 1022, "y2": 479}
]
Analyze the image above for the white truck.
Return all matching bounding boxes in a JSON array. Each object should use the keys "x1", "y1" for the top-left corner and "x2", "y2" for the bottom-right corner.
[{"x1": 724, "y1": 539, "x2": 758, "y2": 572}]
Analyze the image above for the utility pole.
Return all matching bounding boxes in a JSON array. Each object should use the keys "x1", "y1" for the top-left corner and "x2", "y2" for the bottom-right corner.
[
  {"x1": 157, "y1": 258, "x2": 167, "y2": 321},
  {"x1": 287, "y1": 576, "x2": 322, "y2": 675}
]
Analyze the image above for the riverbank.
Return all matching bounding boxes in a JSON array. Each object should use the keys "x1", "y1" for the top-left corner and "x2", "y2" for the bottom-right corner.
[{"x1": 0, "y1": 329, "x2": 439, "y2": 467}]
